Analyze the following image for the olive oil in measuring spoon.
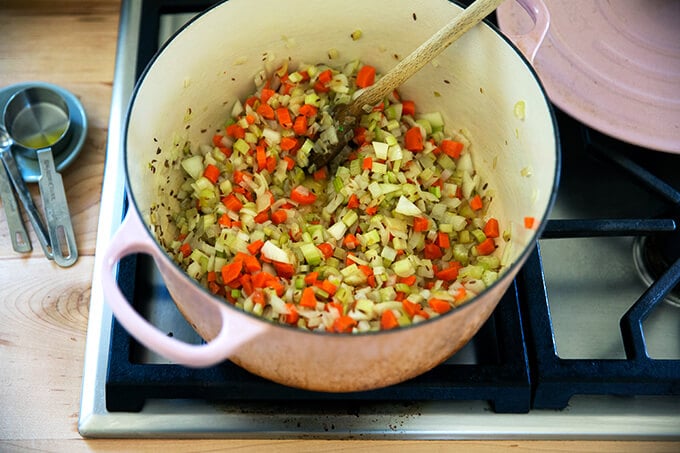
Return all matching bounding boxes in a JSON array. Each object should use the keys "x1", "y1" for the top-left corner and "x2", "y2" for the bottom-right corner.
[{"x1": 11, "y1": 102, "x2": 69, "y2": 149}]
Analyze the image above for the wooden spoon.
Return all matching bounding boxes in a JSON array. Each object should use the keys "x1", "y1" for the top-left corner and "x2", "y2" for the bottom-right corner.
[{"x1": 307, "y1": 0, "x2": 506, "y2": 172}]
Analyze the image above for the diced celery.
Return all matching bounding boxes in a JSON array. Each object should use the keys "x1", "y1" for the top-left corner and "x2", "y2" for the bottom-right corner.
[{"x1": 372, "y1": 141, "x2": 389, "y2": 160}]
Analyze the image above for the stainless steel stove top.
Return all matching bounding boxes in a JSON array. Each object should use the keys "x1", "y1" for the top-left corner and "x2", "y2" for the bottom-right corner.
[{"x1": 78, "y1": 1, "x2": 680, "y2": 439}]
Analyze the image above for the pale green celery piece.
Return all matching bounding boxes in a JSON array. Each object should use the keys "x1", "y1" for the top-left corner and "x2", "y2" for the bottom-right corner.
[
  {"x1": 418, "y1": 111, "x2": 444, "y2": 129},
  {"x1": 341, "y1": 264, "x2": 368, "y2": 285},
  {"x1": 416, "y1": 119, "x2": 432, "y2": 135},
  {"x1": 342, "y1": 210, "x2": 359, "y2": 227},
  {"x1": 233, "y1": 138, "x2": 250, "y2": 154},
  {"x1": 300, "y1": 242, "x2": 322, "y2": 265},
  {"x1": 372, "y1": 162, "x2": 387, "y2": 174},
  {"x1": 460, "y1": 264, "x2": 484, "y2": 279},
  {"x1": 453, "y1": 243, "x2": 470, "y2": 265},
  {"x1": 471, "y1": 229, "x2": 487, "y2": 243},
  {"x1": 477, "y1": 255, "x2": 500, "y2": 270},
  {"x1": 392, "y1": 258, "x2": 415, "y2": 277},
  {"x1": 380, "y1": 245, "x2": 397, "y2": 263},
  {"x1": 379, "y1": 286, "x2": 397, "y2": 302},
  {"x1": 181, "y1": 155, "x2": 204, "y2": 180},
  {"x1": 363, "y1": 230, "x2": 381, "y2": 246},
  {"x1": 355, "y1": 298, "x2": 374, "y2": 316}
]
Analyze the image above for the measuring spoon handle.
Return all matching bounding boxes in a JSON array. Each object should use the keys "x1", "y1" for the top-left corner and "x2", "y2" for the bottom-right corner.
[
  {"x1": 37, "y1": 148, "x2": 78, "y2": 267},
  {"x1": 0, "y1": 160, "x2": 32, "y2": 253},
  {"x1": 0, "y1": 147, "x2": 53, "y2": 259}
]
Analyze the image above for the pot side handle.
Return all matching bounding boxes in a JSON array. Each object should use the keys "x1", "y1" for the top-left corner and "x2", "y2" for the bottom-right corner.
[
  {"x1": 101, "y1": 208, "x2": 249, "y2": 367},
  {"x1": 500, "y1": 0, "x2": 550, "y2": 63}
]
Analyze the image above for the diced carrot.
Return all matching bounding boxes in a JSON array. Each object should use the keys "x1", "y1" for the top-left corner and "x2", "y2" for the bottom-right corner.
[
  {"x1": 483, "y1": 217, "x2": 500, "y2": 238},
  {"x1": 453, "y1": 286, "x2": 467, "y2": 303},
  {"x1": 278, "y1": 137, "x2": 296, "y2": 152},
  {"x1": 423, "y1": 243, "x2": 443, "y2": 260},
  {"x1": 356, "y1": 64, "x2": 376, "y2": 88},
  {"x1": 251, "y1": 270, "x2": 275, "y2": 289},
  {"x1": 304, "y1": 271, "x2": 319, "y2": 285},
  {"x1": 212, "y1": 133, "x2": 224, "y2": 147},
  {"x1": 437, "y1": 231, "x2": 450, "y2": 249},
  {"x1": 273, "y1": 261, "x2": 295, "y2": 279},
  {"x1": 365, "y1": 205, "x2": 378, "y2": 215},
  {"x1": 343, "y1": 233, "x2": 359, "y2": 250},
  {"x1": 221, "y1": 261, "x2": 243, "y2": 284},
  {"x1": 428, "y1": 298, "x2": 452, "y2": 314},
  {"x1": 317, "y1": 69, "x2": 333, "y2": 83},
  {"x1": 380, "y1": 309, "x2": 399, "y2": 330},
  {"x1": 234, "y1": 252, "x2": 261, "y2": 273},
  {"x1": 276, "y1": 107, "x2": 293, "y2": 129},
  {"x1": 240, "y1": 273, "x2": 253, "y2": 295},
  {"x1": 222, "y1": 194, "x2": 243, "y2": 212},
  {"x1": 283, "y1": 156, "x2": 296, "y2": 171},
  {"x1": 218, "y1": 213, "x2": 232, "y2": 228},
  {"x1": 317, "y1": 242, "x2": 333, "y2": 259},
  {"x1": 313, "y1": 80, "x2": 330, "y2": 93},
  {"x1": 469, "y1": 194, "x2": 483, "y2": 211},
  {"x1": 398, "y1": 275, "x2": 417, "y2": 286},
  {"x1": 251, "y1": 289, "x2": 266, "y2": 306},
  {"x1": 260, "y1": 87, "x2": 275, "y2": 103},
  {"x1": 404, "y1": 126, "x2": 424, "y2": 151},
  {"x1": 256, "y1": 144, "x2": 267, "y2": 169},
  {"x1": 352, "y1": 126, "x2": 367, "y2": 146},
  {"x1": 254, "y1": 210, "x2": 269, "y2": 224},
  {"x1": 435, "y1": 261, "x2": 462, "y2": 281},
  {"x1": 290, "y1": 185, "x2": 317, "y2": 205},
  {"x1": 358, "y1": 264, "x2": 373, "y2": 276},
  {"x1": 256, "y1": 103, "x2": 275, "y2": 120},
  {"x1": 293, "y1": 115, "x2": 307, "y2": 135},
  {"x1": 440, "y1": 139, "x2": 464, "y2": 159},
  {"x1": 325, "y1": 301, "x2": 344, "y2": 316},
  {"x1": 244, "y1": 96, "x2": 258, "y2": 107},
  {"x1": 313, "y1": 167, "x2": 328, "y2": 181},
  {"x1": 271, "y1": 209, "x2": 288, "y2": 225},
  {"x1": 179, "y1": 242, "x2": 192, "y2": 258},
  {"x1": 318, "y1": 279, "x2": 337, "y2": 296},
  {"x1": 476, "y1": 237, "x2": 496, "y2": 256},
  {"x1": 226, "y1": 123, "x2": 245, "y2": 139},
  {"x1": 362, "y1": 156, "x2": 373, "y2": 171},
  {"x1": 245, "y1": 114, "x2": 256, "y2": 125},
  {"x1": 283, "y1": 303, "x2": 299, "y2": 324},
  {"x1": 401, "y1": 100, "x2": 415, "y2": 117},
  {"x1": 346, "y1": 193, "x2": 360, "y2": 209},
  {"x1": 266, "y1": 155, "x2": 277, "y2": 172},
  {"x1": 330, "y1": 315, "x2": 357, "y2": 333},
  {"x1": 413, "y1": 216, "x2": 429, "y2": 232},
  {"x1": 203, "y1": 164, "x2": 220, "y2": 184},
  {"x1": 232, "y1": 170, "x2": 249, "y2": 184},
  {"x1": 299, "y1": 287, "x2": 318, "y2": 308},
  {"x1": 524, "y1": 216, "x2": 536, "y2": 229},
  {"x1": 298, "y1": 104, "x2": 318, "y2": 117},
  {"x1": 247, "y1": 239, "x2": 265, "y2": 255},
  {"x1": 367, "y1": 274, "x2": 377, "y2": 288}
]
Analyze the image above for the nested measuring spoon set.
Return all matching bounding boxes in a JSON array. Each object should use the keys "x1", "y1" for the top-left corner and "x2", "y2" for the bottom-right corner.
[{"x1": 0, "y1": 82, "x2": 87, "y2": 267}]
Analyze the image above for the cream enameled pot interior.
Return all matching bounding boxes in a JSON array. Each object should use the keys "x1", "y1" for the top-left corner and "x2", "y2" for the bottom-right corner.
[{"x1": 113, "y1": 0, "x2": 558, "y2": 389}]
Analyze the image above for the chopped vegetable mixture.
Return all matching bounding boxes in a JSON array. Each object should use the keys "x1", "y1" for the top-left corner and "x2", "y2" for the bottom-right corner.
[{"x1": 152, "y1": 60, "x2": 505, "y2": 333}]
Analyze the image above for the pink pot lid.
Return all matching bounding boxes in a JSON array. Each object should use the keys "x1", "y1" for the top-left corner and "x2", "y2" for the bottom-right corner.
[{"x1": 497, "y1": 0, "x2": 680, "y2": 154}]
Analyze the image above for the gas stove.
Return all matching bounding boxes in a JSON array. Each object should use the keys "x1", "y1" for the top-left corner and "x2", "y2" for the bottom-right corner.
[{"x1": 78, "y1": 0, "x2": 680, "y2": 439}]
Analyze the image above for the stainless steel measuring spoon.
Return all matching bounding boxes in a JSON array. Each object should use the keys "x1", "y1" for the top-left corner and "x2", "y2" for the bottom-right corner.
[
  {"x1": 0, "y1": 126, "x2": 52, "y2": 258},
  {"x1": 3, "y1": 87, "x2": 78, "y2": 267},
  {"x1": 0, "y1": 137, "x2": 31, "y2": 253}
]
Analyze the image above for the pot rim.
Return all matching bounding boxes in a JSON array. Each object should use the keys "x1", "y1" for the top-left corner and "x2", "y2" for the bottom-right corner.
[{"x1": 121, "y1": 0, "x2": 562, "y2": 338}]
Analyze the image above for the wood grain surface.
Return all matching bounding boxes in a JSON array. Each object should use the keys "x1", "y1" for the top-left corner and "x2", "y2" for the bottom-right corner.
[{"x1": 0, "y1": 1, "x2": 676, "y2": 451}]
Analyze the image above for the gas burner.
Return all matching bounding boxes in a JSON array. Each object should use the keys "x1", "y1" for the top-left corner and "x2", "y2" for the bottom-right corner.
[{"x1": 633, "y1": 214, "x2": 680, "y2": 308}]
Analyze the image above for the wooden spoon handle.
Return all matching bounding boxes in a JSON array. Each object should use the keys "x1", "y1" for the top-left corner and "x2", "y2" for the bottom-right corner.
[{"x1": 348, "y1": 0, "x2": 505, "y2": 115}]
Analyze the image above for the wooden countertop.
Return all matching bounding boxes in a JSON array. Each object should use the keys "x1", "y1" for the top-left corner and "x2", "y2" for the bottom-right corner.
[{"x1": 0, "y1": 1, "x2": 676, "y2": 452}]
